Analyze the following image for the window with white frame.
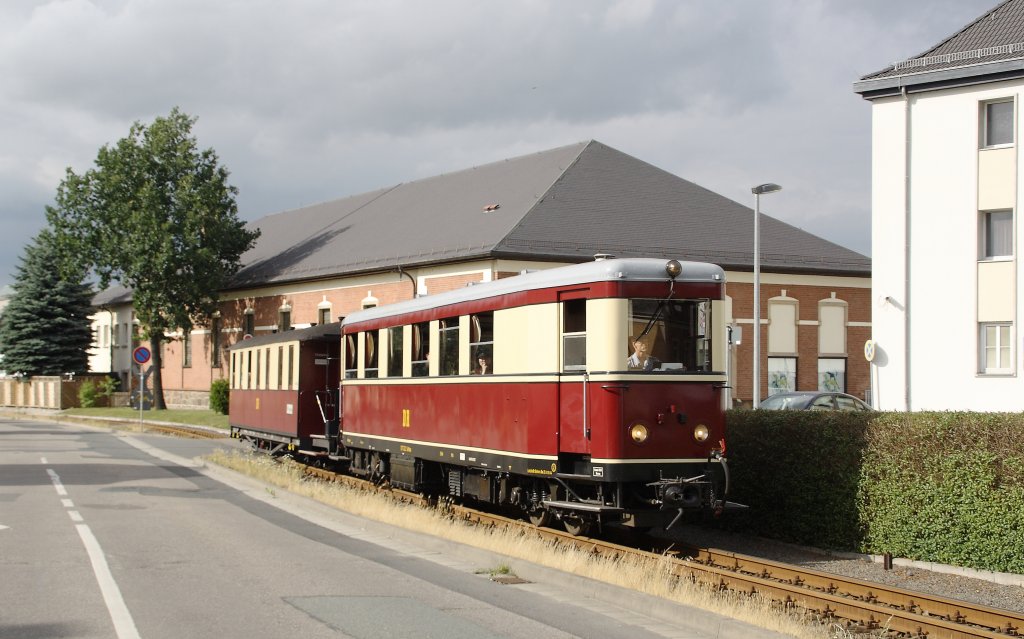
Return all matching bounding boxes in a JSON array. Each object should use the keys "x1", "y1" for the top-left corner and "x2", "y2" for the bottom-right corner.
[
  {"x1": 979, "y1": 210, "x2": 1013, "y2": 259},
  {"x1": 767, "y1": 357, "x2": 796, "y2": 396},
  {"x1": 818, "y1": 358, "x2": 845, "y2": 392},
  {"x1": 982, "y1": 100, "x2": 1014, "y2": 148},
  {"x1": 979, "y1": 322, "x2": 1013, "y2": 374}
]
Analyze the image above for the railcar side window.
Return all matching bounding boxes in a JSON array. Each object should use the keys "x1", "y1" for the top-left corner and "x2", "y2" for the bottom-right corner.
[
  {"x1": 364, "y1": 331, "x2": 379, "y2": 378},
  {"x1": 470, "y1": 312, "x2": 493, "y2": 375},
  {"x1": 411, "y1": 322, "x2": 429, "y2": 377},
  {"x1": 388, "y1": 326, "x2": 404, "y2": 377},
  {"x1": 278, "y1": 346, "x2": 284, "y2": 389},
  {"x1": 562, "y1": 299, "x2": 587, "y2": 372},
  {"x1": 255, "y1": 349, "x2": 262, "y2": 388},
  {"x1": 627, "y1": 299, "x2": 711, "y2": 372},
  {"x1": 439, "y1": 317, "x2": 460, "y2": 376},
  {"x1": 344, "y1": 334, "x2": 357, "y2": 379},
  {"x1": 288, "y1": 344, "x2": 296, "y2": 389}
]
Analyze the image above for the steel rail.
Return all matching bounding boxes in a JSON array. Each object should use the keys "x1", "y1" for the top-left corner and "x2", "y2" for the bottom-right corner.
[{"x1": 296, "y1": 464, "x2": 1023, "y2": 639}]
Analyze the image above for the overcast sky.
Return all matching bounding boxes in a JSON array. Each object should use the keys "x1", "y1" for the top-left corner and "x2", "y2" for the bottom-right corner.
[{"x1": 0, "y1": 0, "x2": 999, "y2": 288}]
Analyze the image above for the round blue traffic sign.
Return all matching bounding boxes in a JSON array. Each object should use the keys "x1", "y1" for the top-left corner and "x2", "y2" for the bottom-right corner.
[{"x1": 132, "y1": 346, "x2": 152, "y2": 365}]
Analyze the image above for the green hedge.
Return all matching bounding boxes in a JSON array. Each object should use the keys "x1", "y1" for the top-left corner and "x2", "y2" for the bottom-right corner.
[
  {"x1": 209, "y1": 379, "x2": 230, "y2": 415},
  {"x1": 721, "y1": 410, "x2": 1024, "y2": 574},
  {"x1": 722, "y1": 410, "x2": 872, "y2": 549},
  {"x1": 858, "y1": 412, "x2": 1024, "y2": 573}
]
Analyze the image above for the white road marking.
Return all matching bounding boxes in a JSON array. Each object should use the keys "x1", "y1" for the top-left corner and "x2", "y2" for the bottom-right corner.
[
  {"x1": 75, "y1": 523, "x2": 141, "y2": 639},
  {"x1": 40, "y1": 457, "x2": 48, "y2": 464},
  {"x1": 43, "y1": 466, "x2": 141, "y2": 639},
  {"x1": 0, "y1": 524, "x2": 9, "y2": 531},
  {"x1": 47, "y1": 469, "x2": 68, "y2": 496}
]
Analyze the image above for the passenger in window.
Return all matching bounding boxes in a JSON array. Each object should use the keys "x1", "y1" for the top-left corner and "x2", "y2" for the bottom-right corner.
[
  {"x1": 471, "y1": 349, "x2": 492, "y2": 375},
  {"x1": 627, "y1": 337, "x2": 660, "y2": 371}
]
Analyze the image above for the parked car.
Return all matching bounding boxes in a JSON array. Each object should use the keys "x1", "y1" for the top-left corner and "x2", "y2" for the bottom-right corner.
[{"x1": 758, "y1": 391, "x2": 872, "y2": 411}]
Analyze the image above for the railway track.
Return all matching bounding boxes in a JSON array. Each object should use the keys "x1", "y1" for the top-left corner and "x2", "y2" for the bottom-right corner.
[{"x1": 300, "y1": 463, "x2": 1023, "y2": 639}]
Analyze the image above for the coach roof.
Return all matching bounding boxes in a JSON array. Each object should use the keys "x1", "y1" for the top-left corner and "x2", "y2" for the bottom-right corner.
[
  {"x1": 341, "y1": 258, "x2": 723, "y2": 329},
  {"x1": 230, "y1": 140, "x2": 868, "y2": 290}
]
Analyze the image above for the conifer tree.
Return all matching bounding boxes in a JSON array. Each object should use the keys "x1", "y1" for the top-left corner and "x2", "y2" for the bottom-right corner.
[{"x1": 0, "y1": 230, "x2": 94, "y2": 376}]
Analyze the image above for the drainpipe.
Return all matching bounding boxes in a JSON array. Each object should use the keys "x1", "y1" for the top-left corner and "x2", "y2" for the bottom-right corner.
[
  {"x1": 397, "y1": 266, "x2": 418, "y2": 298},
  {"x1": 902, "y1": 85, "x2": 913, "y2": 411}
]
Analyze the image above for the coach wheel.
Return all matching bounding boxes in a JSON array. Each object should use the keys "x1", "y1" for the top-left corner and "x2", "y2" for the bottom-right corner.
[
  {"x1": 527, "y1": 507, "x2": 551, "y2": 528},
  {"x1": 562, "y1": 514, "x2": 592, "y2": 537}
]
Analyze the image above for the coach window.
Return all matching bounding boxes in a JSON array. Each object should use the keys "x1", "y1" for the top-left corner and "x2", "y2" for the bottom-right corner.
[
  {"x1": 344, "y1": 334, "x2": 358, "y2": 379},
  {"x1": 411, "y1": 322, "x2": 429, "y2": 377},
  {"x1": 439, "y1": 317, "x2": 460, "y2": 376},
  {"x1": 364, "y1": 331, "x2": 379, "y2": 378},
  {"x1": 388, "y1": 326, "x2": 404, "y2": 377},
  {"x1": 470, "y1": 312, "x2": 494, "y2": 374},
  {"x1": 562, "y1": 299, "x2": 587, "y2": 372},
  {"x1": 277, "y1": 346, "x2": 284, "y2": 389}
]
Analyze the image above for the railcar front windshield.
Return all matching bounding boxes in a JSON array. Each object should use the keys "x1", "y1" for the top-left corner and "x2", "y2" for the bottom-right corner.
[{"x1": 626, "y1": 299, "x2": 711, "y2": 372}]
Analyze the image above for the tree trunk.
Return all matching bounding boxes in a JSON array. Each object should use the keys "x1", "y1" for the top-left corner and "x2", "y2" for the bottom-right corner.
[{"x1": 150, "y1": 333, "x2": 168, "y2": 410}]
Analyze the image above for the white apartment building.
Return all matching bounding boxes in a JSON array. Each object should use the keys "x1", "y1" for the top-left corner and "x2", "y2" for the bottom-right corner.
[{"x1": 854, "y1": 0, "x2": 1024, "y2": 410}]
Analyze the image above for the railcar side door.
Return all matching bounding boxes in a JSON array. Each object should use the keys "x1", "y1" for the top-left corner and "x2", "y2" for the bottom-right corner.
[{"x1": 557, "y1": 294, "x2": 591, "y2": 456}]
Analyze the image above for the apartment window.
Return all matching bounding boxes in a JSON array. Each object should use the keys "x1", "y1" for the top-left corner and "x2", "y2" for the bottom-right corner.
[
  {"x1": 438, "y1": 318, "x2": 460, "y2": 376},
  {"x1": 211, "y1": 317, "x2": 221, "y2": 367},
  {"x1": 279, "y1": 309, "x2": 291, "y2": 332},
  {"x1": 183, "y1": 333, "x2": 192, "y2": 368},
  {"x1": 983, "y1": 100, "x2": 1014, "y2": 147},
  {"x1": 318, "y1": 307, "x2": 332, "y2": 325},
  {"x1": 980, "y1": 323, "x2": 1012, "y2": 374},
  {"x1": 244, "y1": 312, "x2": 255, "y2": 337},
  {"x1": 980, "y1": 210, "x2": 1013, "y2": 259},
  {"x1": 562, "y1": 299, "x2": 587, "y2": 372}
]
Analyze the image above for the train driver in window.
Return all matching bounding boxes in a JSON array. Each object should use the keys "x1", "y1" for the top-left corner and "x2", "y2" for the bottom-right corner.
[
  {"x1": 627, "y1": 337, "x2": 659, "y2": 371},
  {"x1": 472, "y1": 348, "x2": 492, "y2": 375}
]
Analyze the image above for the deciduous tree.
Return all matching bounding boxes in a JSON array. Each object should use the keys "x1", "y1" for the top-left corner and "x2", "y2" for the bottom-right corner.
[{"x1": 47, "y1": 108, "x2": 259, "y2": 408}]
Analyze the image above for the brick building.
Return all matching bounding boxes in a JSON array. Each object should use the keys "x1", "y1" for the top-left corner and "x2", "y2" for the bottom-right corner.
[{"x1": 96, "y1": 140, "x2": 870, "y2": 407}]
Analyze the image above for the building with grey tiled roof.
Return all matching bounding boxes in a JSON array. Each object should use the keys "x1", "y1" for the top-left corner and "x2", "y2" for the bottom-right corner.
[
  {"x1": 854, "y1": 0, "x2": 1024, "y2": 410},
  {"x1": 95, "y1": 141, "x2": 871, "y2": 409},
  {"x1": 230, "y1": 140, "x2": 867, "y2": 290}
]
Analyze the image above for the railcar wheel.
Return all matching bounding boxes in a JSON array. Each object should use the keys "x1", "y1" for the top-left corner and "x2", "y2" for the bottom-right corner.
[
  {"x1": 562, "y1": 515, "x2": 592, "y2": 537},
  {"x1": 527, "y1": 508, "x2": 551, "y2": 528}
]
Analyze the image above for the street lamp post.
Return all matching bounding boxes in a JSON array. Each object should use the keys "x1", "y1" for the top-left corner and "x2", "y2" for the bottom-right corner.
[{"x1": 751, "y1": 183, "x2": 782, "y2": 407}]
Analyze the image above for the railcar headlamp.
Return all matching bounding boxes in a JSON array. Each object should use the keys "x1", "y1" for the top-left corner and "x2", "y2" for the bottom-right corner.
[
  {"x1": 665, "y1": 260, "x2": 682, "y2": 279},
  {"x1": 629, "y1": 423, "x2": 650, "y2": 444},
  {"x1": 693, "y1": 424, "x2": 710, "y2": 442}
]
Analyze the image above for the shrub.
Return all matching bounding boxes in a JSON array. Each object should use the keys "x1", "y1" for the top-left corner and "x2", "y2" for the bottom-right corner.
[
  {"x1": 78, "y1": 380, "x2": 99, "y2": 408},
  {"x1": 209, "y1": 378, "x2": 230, "y2": 415}
]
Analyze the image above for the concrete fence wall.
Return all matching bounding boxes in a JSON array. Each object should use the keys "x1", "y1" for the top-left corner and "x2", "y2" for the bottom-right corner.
[{"x1": 0, "y1": 375, "x2": 115, "y2": 410}]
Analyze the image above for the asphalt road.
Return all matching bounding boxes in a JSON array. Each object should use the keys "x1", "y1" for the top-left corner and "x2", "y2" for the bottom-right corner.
[{"x1": 0, "y1": 417, "x2": 784, "y2": 639}]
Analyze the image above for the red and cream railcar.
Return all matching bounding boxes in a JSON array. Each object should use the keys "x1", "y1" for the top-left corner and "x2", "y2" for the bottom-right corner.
[
  {"x1": 340, "y1": 258, "x2": 731, "y2": 533},
  {"x1": 228, "y1": 322, "x2": 341, "y2": 452}
]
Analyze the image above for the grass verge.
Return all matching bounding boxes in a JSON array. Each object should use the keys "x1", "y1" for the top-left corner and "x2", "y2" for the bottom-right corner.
[
  {"x1": 207, "y1": 450, "x2": 861, "y2": 639},
  {"x1": 64, "y1": 407, "x2": 228, "y2": 429}
]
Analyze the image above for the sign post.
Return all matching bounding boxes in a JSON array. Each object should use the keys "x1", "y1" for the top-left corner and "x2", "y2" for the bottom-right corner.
[
  {"x1": 132, "y1": 346, "x2": 152, "y2": 427},
  {"x1": 864, "y1": 339, "x2": 876, "y2": 409}
]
